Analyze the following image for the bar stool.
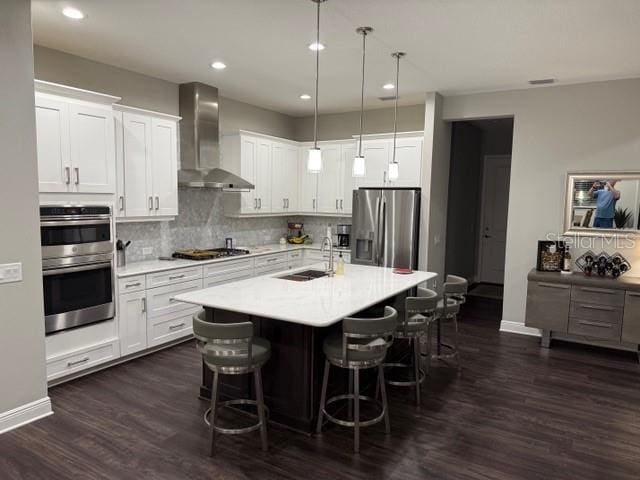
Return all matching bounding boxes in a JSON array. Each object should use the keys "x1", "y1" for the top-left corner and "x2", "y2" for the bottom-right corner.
[
  {"x1": 432, "y1": 275, "x2": 468, "y2": 367},
  {"x1": 383, "y1": 288, "x2": 438, "y2": 405},
  {"x1": 316, "y1": 306, "x2": 397, "y2": 453},
  {"x1": 192, "y1": 310, "x2": 270, "y2": 456}
]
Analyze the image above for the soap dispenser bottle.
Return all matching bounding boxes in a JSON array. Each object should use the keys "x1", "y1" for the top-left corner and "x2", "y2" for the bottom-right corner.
[{"x1": 336, "y1": 252, "x2": 345, "y2": 276}]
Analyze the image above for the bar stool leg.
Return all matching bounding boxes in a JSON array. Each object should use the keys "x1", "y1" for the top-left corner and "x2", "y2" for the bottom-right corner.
[
  {"x1": 316, "y1": 359, "x2": 330, "y2": 434},
  {"x1": 453, "y1": 315, "x2": 461, "y2": 368},
  {"x1": 209, "y1": 370, "x2": 219, "y2": 457},
  {"x1": 254, "y1": 367, "x2": 268, "y2": 452},
  {"x1": 436, "y1": 318, "x2": 442, "y2": 356},
  {"x1": 413, "y1": 337, "x2": 421, "y2": 405},
  {"x1": 348, "y1": 369, "x2": 354, "y2": 421},
  {"x1": 377, "y1": 365, "x2": 391, "y2": 434},
  {"x1": 353, "y1": 367, "x2": 360, "y2": 453}
]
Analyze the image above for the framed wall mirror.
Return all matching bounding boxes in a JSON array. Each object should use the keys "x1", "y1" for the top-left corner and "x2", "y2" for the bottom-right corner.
[{"x1": 564, "y1": 171, "x2": 640, "y2": 236}]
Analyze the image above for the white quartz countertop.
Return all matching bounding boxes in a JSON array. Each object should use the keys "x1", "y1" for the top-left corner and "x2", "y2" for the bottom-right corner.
[
  {"x1": 116, "y1": 243, "x2": 350, "y2": 278},
  {"x1": 173, "y1": 264, "x2": 436, "y2": 327}
]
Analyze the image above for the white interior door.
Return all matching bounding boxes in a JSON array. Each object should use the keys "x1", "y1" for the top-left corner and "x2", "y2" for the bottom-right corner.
[
  {"x1": 479, "y1": 155, "x2": 511, "y2": 284},
  {"x1": 35, "y1": 96, "x2": 70, "y2": 192},
  {"x1": 69, "y1": 104, "x2": 115, "y2": 193},
  {"x1": 151, "y1": 118, "x2": 178, "y2": 216},
  {"x1": 122, "y1": 112, "x2": 152, "y2": 217}
]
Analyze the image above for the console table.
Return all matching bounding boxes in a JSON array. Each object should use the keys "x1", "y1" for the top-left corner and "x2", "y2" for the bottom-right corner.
[{"x1": 525, "y1": 269, "x2": 640, "y2": 360}]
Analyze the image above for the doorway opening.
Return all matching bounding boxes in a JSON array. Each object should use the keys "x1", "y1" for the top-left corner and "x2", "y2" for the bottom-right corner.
[{"x1": 444, "y1": 118, "x2": 514, "y2": 301}]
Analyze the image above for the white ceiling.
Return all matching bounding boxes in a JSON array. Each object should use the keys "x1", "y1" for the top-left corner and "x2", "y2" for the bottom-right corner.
[{"x1": 32, "y1": 0, "x2": 640, "y2": 116}]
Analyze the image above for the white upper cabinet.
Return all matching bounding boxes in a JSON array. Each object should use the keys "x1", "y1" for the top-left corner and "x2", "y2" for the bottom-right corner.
[
  {"x1": 223, "y1": 130, "x2": 422, "y2": 217},
  {"x1": 271, "y1": 142, "x2": 298, "y2": 213},
  {"x1": 114, "y1": 105, "x2": 180, "y2": 219},
  {"x1": 35, "y1": 81, "x2": 120, "y2": 194},
  {"x1": 358, "y1": 133, "x2": 423, "y2": 188},
  {"x1": 151, "y1": 118, "x2": 179, "y2": 216},
  {"x1": 35, "y1": 97, "x2": 70, "y2": 193}
]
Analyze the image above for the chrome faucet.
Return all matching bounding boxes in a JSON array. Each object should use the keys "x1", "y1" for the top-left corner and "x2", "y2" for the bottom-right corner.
[{"x1": 321, "y1": 235, "x2": 335, "y2": 277}]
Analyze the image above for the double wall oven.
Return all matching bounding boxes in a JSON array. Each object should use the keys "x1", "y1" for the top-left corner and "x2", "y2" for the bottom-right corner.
[{"x1": 40, "y1": 206, "x2": 115, "y2": 335}]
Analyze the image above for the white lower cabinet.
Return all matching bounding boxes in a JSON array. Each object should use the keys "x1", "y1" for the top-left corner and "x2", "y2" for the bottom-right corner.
[
  {"x1": 254, "y1": 253, "x2": 288, "y2": 276},
  {"x1": 119, "y1": 290, "x2": 148, "y2": 356},
  {"x1": 287, "y1": 250, "x2": 304, "y2": 269},
  {"x1": 147, "y1": 309, "x2": 197, "y2": 348},
  {"x1": 46, "y1": 340, "x2": 120, "y2": 382}
]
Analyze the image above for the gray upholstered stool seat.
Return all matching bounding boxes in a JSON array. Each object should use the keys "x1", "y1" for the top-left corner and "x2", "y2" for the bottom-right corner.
[
  {"x1": 317, "y1": 306, "x2": 397, "y2": 453},
  {"x1": 432, "y1": 275, "x2": 468, "y2": 368},
  {"x1": 384, "y1": 288, "x2": 438, "y2": 405},
  {"x1": 193, "y1": 309, "x2": 270, "y2": 456},
  {"x1": 323, "y1": 333, "x2": 389, "y2": 364},
  {"x1": 203, "y1": 337, "x2": 271, "y2": 369}
]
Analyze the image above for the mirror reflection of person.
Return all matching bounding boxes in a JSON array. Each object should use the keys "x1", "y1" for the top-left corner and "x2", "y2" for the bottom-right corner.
[{"x1": 588, "y1": 180, "x2": 620, "y2": 228}]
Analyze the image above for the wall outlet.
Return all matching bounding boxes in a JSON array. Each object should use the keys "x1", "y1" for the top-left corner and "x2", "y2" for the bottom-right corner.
[
  {"x1": 142, "y1": 247, "x2": 153, "y2": 256},
  {"x1": 0, "y1": 263, "x2": 22, "y2": 284}
]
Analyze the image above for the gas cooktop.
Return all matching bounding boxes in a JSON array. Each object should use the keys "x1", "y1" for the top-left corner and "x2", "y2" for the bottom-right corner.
[{"x1": 172, "y1": 248, "x2": 251, "y2": 261}]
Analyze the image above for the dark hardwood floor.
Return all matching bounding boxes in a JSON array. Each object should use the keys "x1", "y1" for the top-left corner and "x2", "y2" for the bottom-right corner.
[{"x1": 2, "y1": 297, "x2": 640, "y2": 480}]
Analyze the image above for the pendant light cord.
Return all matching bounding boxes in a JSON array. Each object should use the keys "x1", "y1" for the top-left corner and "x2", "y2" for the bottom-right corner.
[
  {"x1": 313, "y1": 1, "x2": 320, "y2": 149},
  {"x1": 357, "y1": 30, "x2": 367, "y2": 157},
  {"x1": 392, "y1": 53, "x2": 401, "y2": 164}
]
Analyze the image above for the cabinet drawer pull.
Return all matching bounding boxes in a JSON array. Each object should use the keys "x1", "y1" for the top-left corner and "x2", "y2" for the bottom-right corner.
[
  {"x1": 577, "y1": 320, "x2": 613, "y2": 328},
  {"x1": 312, "y1": 198, "x2": 316, "y2": 210},
  {"x1": 169, "y1": 274, "x2": 186, "y2": 280},
  {"x1": 141, "y1": 298, "x2": 147, "y2": 313},
  {"x1": 628, "y1": 292, "x2": 640, "y2": 297},
  {"x1": 537, "y1": 282, "x2": 570, "y2": 289},
  {"x1": 67, "y1": 357, "x2": 90, "y2": 367},
  {"x1": 155, "y1": 196, "x2": 159, "y2": 210},
  {"x1": 580, "y1": 287, "x2": 617, "y2": 295},
  {"x1": 125, "y1": 282, "x2": 141, "y2": 288},
  {"x1": 578, "y1": 304, "x2": 614, "y2": 312},
  {"x1": 169, "y1": 322, "x2": 185, "y2": 331},
  {"x1": 336, "y1": 199, "x2": 339, "y2": 210},
  {"x1": 340, "y1": 199, "x2": 343, "y2": 210},
  {"x1": 149, "y1": 196, "x2": 154, "y2": 210},
  {"x1": 119, "y1": 196, "x2": 125, "y2": 211},
  {"x1": 266, "y1": 258, "x2": 277, "y2": 263},
  {"x1": 65, "y1": 166, "x2": 71, "y2": 184},
  {"x1": 259, "y1": 198, "x2": 262, "y2": 209},
  {"x1": 254, "y1": 198, "x2": 258, "y2": 209},
  {"x1": 74, "y1": 167, "x2": 80, "y2": 185}
]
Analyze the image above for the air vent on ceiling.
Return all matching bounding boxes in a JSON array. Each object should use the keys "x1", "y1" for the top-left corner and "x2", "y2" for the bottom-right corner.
[
  {"x1": 528, "y1": 78, "x2": 555, "y2": 85},
  {"x1": 378, "y1": 95, "x2": 398, "y2": 101}
]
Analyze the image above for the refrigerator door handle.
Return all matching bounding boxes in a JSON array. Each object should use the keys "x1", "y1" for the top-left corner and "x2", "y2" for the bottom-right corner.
[{"x1": 377, "y1": 196, "x2": 386, "y2": 266}]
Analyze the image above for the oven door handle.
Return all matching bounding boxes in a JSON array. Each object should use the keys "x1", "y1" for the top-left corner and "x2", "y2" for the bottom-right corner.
[
  {"x1": 43, "y1": 261, "x2": 112, "y2": 276},
  {"x1": 40, "y1": 219, "x2": 111, "y2": 227}
]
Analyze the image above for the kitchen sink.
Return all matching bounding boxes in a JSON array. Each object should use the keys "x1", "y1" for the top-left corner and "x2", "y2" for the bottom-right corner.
[{"x1": 277, "y1": 269, "x2": 328, "y2": 282}]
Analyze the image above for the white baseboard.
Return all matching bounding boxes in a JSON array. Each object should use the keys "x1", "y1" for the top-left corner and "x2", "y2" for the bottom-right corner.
[
  {"x1": 0, "y1": 397, "x2": 53, "y2": 434},
  {"x1": 499, "y1": 320, "x2": 541, "y2": 337}
]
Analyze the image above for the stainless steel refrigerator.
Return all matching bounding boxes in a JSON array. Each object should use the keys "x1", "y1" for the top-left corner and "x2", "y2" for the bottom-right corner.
[{"x1": 351, "y1": 188, "x2": 421, "y2": 269}]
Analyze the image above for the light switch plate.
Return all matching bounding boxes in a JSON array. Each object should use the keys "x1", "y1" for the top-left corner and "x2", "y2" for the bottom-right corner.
[
  {"x1": 142, "y1": 247, "x2": 153, "y2": 255},
  {"x1": 0, "y1": 263, "x2": 22, "y2": 284}
]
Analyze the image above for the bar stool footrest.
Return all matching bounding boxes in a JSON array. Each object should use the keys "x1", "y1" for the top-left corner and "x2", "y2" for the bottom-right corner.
[
  {"x1": 204, "y1": 399, "x2": 270, "y2": 435},
  {"x1": 322, "y1": 394, "x2": 385, "y2": 428},
  {"x1": 383, "y1": 362, "x2": 426, "y2": 386}
]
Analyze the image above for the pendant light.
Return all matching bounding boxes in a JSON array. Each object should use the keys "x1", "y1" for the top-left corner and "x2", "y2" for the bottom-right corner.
[
  {"x1": 388, "y1": 51, "x2": 405, "y2": 181},
  {"x1": 352, "y1": 27, "x2": 372, "y2": 178},
  {"x1": 307, "y1": 0, "x2": 327, "y2": 173}
]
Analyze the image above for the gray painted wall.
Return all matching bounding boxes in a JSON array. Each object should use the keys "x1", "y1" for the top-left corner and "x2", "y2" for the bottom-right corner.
[
  {"x1": 293, "y1": 104, "x2": 426, "y2": 141},
  {"x1": 442, "y1": 78, "x2": 640, "y2": 330},
  {"x1": 0, "y1": 0, "x2": 48, "y2": 414},
  {"x1": 33, "y1": 45, "x2": 296, "y2": 139}
]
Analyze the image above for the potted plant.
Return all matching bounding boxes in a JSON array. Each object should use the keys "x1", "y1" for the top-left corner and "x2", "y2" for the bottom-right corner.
[{"x1": 614, "y1": 207, "x2": 632, "y2": 229}]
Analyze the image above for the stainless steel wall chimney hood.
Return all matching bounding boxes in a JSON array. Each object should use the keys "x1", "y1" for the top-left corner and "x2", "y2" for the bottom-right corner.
[{"x1": 178, "y1": 82, "x2": 254, "y2": 190}]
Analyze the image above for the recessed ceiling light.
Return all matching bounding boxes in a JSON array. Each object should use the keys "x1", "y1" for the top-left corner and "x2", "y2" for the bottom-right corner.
[
  {"x1": 300, "y1": 94, "x2": 311, "y2": 100},
  {"x1": 210, "y1": 61, "x2": 227, "y2": 70},
  {"x1": 382, "y1": 83, "x2": 395, "y2": 90},
  {"x1": 62, "y1": 7, "x2": 85, "y2": 19},
  {"x1": 308, "y1": 42, "x2": 325, "y2": 51}
]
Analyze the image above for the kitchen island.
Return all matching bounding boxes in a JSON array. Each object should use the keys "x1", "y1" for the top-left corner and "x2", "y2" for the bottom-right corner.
[{"x1": 175, "y1": 263, "x2": 436, "y2": 433}]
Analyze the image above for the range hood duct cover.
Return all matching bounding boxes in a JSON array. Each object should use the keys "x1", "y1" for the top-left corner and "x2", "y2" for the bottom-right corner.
[{"x1": 178, "y1": 82, "x2": 254, "y2": 190}]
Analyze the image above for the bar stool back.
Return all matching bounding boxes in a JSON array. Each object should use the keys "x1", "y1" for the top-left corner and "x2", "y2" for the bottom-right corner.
[
  {"x1": 193, "y1": 310, "x2": 270, "y2": 455},
  {"x1": 433, "y1": 275, "x2": 468, "y2": 367},
  {"x1": 316, "y1": 306, "x2": 397, "y2": 453},
  {"x1": 385, "y1": 287, "x2": 438, "y2": 405}
]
